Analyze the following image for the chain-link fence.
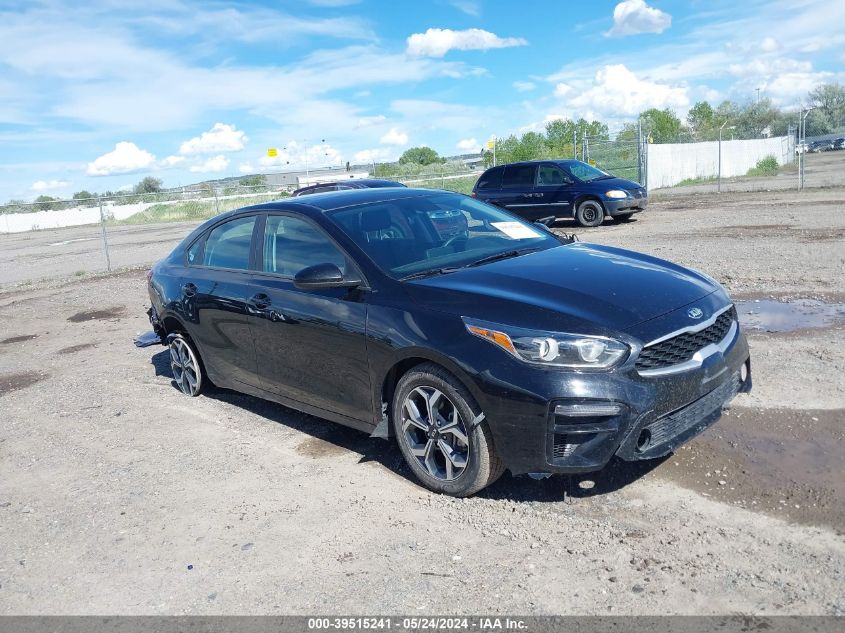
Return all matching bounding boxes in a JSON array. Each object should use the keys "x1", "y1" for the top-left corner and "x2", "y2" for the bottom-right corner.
[{"x1": 0, "y1": 176, "x2": 488, "y2": 284}]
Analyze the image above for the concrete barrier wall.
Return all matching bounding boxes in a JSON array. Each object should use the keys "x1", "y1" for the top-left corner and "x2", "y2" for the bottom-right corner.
[{"x1": 647, "y1": 136, "x2": 791, "y2": 189}]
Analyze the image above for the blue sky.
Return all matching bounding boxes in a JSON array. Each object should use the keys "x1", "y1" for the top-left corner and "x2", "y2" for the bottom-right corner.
[{"x1": 1, "y1": 0, "x2": 843, "y2": 201}]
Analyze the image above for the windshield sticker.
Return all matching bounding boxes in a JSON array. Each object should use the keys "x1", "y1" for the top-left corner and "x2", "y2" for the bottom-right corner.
[{"x1": 491, "y1": 222, "x2": 542, "y2": 240}]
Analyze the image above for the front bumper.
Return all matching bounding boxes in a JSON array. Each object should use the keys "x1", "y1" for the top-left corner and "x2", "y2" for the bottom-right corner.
[
  {"x1": 471, "y1": 302, "x2": 750, "y2": 476},
  {"x1": 605, "y1": 196, "x2": 648, "y2": 216}
]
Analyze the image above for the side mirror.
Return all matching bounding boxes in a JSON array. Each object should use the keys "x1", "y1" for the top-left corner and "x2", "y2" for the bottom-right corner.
[{"x1": 293, "y1": 263, "x2": 362, "y2": 290}]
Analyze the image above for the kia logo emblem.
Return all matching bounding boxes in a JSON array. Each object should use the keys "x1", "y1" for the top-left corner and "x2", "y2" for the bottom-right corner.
[{"x1": 687, "y1": 307, "x2": 704, "y2": 319}]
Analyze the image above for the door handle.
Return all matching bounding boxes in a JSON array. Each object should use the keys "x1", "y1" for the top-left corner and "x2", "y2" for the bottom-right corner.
[
  {"x1": 247, "y1": 293, "x2": 271, "y2": 310},
  {"x1": 182, "y1": 282, "x2": 197, "y2": 297}
]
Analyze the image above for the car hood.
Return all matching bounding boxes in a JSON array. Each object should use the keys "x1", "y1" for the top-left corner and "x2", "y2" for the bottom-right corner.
[
  {"x1": 590, "y1": 176, "x2": 643, "y2": 191},
  {"x1": 405, "y1": 243, "x2": 719, "y2": 332}
]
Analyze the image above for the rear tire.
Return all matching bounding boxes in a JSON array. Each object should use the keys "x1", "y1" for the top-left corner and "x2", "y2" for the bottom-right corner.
[
  {"x1": 168, "y1": 333, "x2": 204, "y2": 397},
  {"x1": 575, "y1": 200, "x2": 605, "y2": 227},
  {"x1": 392, "y1": 363, "x2": 504, "y2": 497}
]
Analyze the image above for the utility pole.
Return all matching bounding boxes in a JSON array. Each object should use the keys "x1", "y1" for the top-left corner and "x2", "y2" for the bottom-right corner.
[
  {"x1": 97, "y1": 197, "x2": 112, "y2": 272},
  {"x1": 718, "y1": 120, "x2": 734, "y2": 193},
  {"x1": 799, "y1": 107, "x2": 815, "y2": 190}
]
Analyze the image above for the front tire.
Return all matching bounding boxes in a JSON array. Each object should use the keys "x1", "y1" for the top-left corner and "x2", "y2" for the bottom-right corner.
[
  {"x1": 575, "y1": 200, "x2": 605, "y2": 227},
  {"x1": 169, "y1": 334, "x2": 204, "y2": 397},
  {"x1": 392, "y1": 363, "x2": 504, "y2": 497}
]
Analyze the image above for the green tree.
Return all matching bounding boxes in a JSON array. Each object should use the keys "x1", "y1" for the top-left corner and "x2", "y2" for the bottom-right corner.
[
  {"x1": 544, "y1": 118, "x2": 576, "y2": 156},
  {"x1": 134, "y1": 176, "x2": 163, "y2": 194},
  {"x1": 639, "y1": 108, "x2": 684, "y2": 143},
  {"x1": 33, "y1": 195, "x2": 62, "y2": 211},
  {"x1": 239, "y1": 174, "x2": 266, "y2": 187},
  {"x1": 687, "y1": 101, "x2": 716, "y2": 139},
  {"x1": 398, "y1": 146, "x2": 441, "y2": 165},
  {"x1": 735, "y1": 98, "x2": 781, "y2": 138},
  {"x1": 809, "y1": 83, "x2": 845, "y2": 129},
  {"x1": 72, "y1": 190, "x2": 97, "y2": 206}
]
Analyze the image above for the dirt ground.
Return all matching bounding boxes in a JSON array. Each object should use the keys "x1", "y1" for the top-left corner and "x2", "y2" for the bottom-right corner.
[{"x1": 0, "y1": 185, "x2": 843, "y2": 615}]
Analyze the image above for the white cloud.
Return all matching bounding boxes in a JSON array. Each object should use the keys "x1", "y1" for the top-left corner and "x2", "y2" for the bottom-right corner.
[
  {"x1": 380, "y1": 127, "x2": 408, "y2": 145},
  {"x1": 31, "y1": 179, "x2": 69, "y2": 191},
  {"x1": 605, "y1": 0, "x2": 671, "y2": 37},
  {"x1": 179, "y1": 123, "x2": 248, "y2": 155},
  {"x1": 406, "y1": 28, "x2": 527, "y2": 57},
  {"x1": 86, "y1": 142, "x2": 156, "y2": 176},
  {"x1": 450, "y1": 0, "x2": 481, "y2": 16},
  {"x1": 239, "y1": 163, "x2": 254, "y2": 173},
  {"x1": 355, "y1": 115, "x2": 386, "y2": 128},
  {"x1": 564, "y1": 65, "x2": 688, "y2": 117},
  {"x1": 728, "y1": 57, "x2": 812, "y2": 78},
  {"x1": 189, "y1": 155, "x2": 230, "y2": 173},
  {"x1": 160, "y1": 155, "x2": 185, "y2": 168},
  {"x1": 456, "y1": 138, "x2": 480, "y2": 153},
  {"x1": 513, "y1": 80, "x2": 536, "y2": 92},
  {"x1": 353, "y1": 148, "x2": 396, "y2": 164},
  {"x1": 553, "y1": 83, "x2": 572, "y2": 98},
  {"x1": 760, "y1": 37, "x2": 779, "y2": 53}
]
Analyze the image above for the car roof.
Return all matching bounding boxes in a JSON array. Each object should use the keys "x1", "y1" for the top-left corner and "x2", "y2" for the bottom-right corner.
[
  {"x1": 483, "y1": 159, "x2": 584, "y2": 169},
  {"x1": 240, "y1": 187, "x2": 440, "y2": 214}
]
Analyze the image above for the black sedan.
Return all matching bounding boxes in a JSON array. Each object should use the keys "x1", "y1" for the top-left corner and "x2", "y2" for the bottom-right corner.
[{"x1": 142, "y1": 188, "x2": 751, "y2": 496}]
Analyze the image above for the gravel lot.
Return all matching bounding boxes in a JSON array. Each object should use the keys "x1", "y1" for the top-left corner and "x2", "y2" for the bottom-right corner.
[{"x1": 0, "y1": 182, "x2": 843, "y2": 615}]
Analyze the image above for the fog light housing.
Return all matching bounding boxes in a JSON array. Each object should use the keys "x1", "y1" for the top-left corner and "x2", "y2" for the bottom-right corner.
[{"x1": 554, "y1": 402, "x2": 624, "y2": 417}]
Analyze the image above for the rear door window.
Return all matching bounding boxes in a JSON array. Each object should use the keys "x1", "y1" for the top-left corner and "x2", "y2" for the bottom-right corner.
[
  {"x1": 202, "y1": 216, "x2": 256, "y2": 270},
  {"x1": 501, "y1": 164, "x2": 537, "y2": 188},
  {"x1": 476, "y1": 166, "x2": 504, "y2": 190}
]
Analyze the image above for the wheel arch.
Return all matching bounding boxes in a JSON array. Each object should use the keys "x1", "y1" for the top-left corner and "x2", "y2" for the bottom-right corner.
[
  {"x1": 574, "y1": 194, "x2": 606, "y2": 213},
  {"x1": 377, "y1": 348, "x2": 486, "y2": 437}
]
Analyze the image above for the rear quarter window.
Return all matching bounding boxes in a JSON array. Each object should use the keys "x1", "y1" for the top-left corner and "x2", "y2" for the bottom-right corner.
[
  {"x1": 502, "y1": 164, "x2": 537, "y2": 188},
  {"x1": 476, "y1": 166, "x2": 503, "y2": 190}
]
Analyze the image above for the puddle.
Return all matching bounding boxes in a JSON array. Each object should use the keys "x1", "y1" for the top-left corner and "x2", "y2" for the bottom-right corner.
[
  {"x1": 734, "y1": 299, "x2": 845, "y2": 333},
  {"x1": 58, "y1": 342, "x2": 97, "y2": 355},
  {"x1": 67, "y1": 306, "x2": 127, "y2": 323},
  {"x1": 656, "y1": 407, "x2": 845, "y2": 531},
  {"x1": 0, "y1": 334, "x2": 37, "y2": 344},
  {"x1": 0, "y1": 371, "x2": 47, "y2": 396}
]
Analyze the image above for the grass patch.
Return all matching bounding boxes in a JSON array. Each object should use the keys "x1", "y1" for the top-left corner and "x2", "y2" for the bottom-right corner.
[
  {"x1": 408, "y1": 175, "x2": 480, "y2": 195},
  {"x1": 745, "y1": 155, "x2": 779, "y2": 177},
  {"x1": 675, "y1": 175, "x2": 718, "y2": 187},
  {"x1": 115, "y1": 193, "x2": 288, "y2": 225}
]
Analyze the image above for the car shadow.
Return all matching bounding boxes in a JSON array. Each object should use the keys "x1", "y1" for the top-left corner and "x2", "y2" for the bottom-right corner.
[{"x1": 149, "y1": 349, "x2": 666, "y2": 503}]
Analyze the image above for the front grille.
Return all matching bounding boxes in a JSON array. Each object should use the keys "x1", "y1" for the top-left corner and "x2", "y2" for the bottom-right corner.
[
  {"x1": 644, "y1": 371, "x2": 741, "y2": 447},
  {"x1": 636, "y1": 308, "x2": 735, "y2": 371}
]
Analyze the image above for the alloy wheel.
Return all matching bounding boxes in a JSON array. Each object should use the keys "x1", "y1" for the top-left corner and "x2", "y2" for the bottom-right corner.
[
  {"x1": 401, "y1": 386, "x2": 470, "y2": 481},
  {"x1": 169, "y1": 337, "x2": 201, "y2": 396}
]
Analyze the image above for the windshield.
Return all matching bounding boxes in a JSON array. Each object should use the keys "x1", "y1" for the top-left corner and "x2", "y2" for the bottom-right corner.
[
  {"x1": 329, "y1": 193, "x2": 561, "y2": 279},
  {"x1": 565, "y1": 161, "x2": 611, "y2": 182}
]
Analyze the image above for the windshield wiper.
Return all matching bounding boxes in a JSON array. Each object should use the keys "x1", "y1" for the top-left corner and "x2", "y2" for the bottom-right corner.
[
  {"x1": 466, "y1": 247, "x2": 541, "y2": 268},
  {"x1": 399, "y1": 267, "x2": 462, "y2": 281}
]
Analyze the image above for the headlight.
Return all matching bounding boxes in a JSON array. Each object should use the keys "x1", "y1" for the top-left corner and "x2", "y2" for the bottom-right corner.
[
  {"x1": 462, "y1": 317, "x2": 629, "y2": 370},
  {"x1": 605, "y1": 190, "x2": 629, "y2": 199}
]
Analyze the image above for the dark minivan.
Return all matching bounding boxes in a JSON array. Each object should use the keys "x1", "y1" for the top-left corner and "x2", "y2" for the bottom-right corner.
[{"x1": 472, "y1": 159, "x2": 647, "y2": 227}]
